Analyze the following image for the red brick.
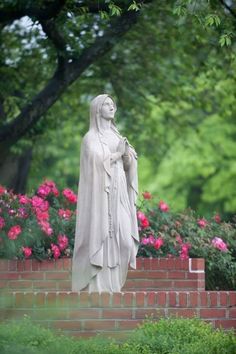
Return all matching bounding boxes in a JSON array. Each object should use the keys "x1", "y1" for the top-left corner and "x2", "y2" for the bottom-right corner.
[
  {"x1": 0, "y1": 273, "x2": 19, "y2": 280},
  {"x1": 147, "y1": 291, "x2": 156, "y2": 306},
  {"x1": 0, "y1": 280, "x2": 8, "y2": 288},
  {"x1": 63, "y1": 258, "x2": 71, "y2": 270},
  {"x1": 169, "y1": 292, "x2": 177, "y2": 306},
  {"x1": 229, "y1": 292, "x2": 236, "y2": 307},
  {"x1": 33, "y1": 281, "x2": 57, "y2": 290},
  {"x1": 135, "y1": 309, "x2": 165, "y2": 319},
  {"x1": 6, "y1": 308, "x2": 35, "y2": 319},
  {"x1": 52, "y1": 320, "x2": 82, "y2": 330},
  {"x1": 17, "y1": 262, "x2": 25, "y2": 272},
  {"x1": 8, "y1": 260, "x2": 17, "y2": 271},
  {"x1": 174, "y1": 259, "x2": 188, "y2": 271},
  {"x1": 189, "y1": 292, "x2": 199, "y2": 307},
  {"x1": 0, "y1": 260, "x2": 8, "y2": 271},
  {"x1": 90, "y1": 292, "x2": 100, "y2": 307},
  {"x1": 35, "y1": 293, "x2": 46, "y2": 307},
  {"x1": 46, "y1": 292, "x2": 57, "y2": 306},
  {"x1": 168, "y1": 309, "x2": 197, "y2": 317},
  {"x1": 157, "y1": 291, "x2": 167, "y2": 306},
  {"x1": 150, "y1": 258, "x2": 159, "y2": 270},
  {"x1": 45, "y1": 272, "x2": 69, "y2": 280},
  {"x1": 158, "y1": 258, "x2": 168, "y2": 269},
  {"x1": 58, "y1": 281, "x2": 71, "y2": 290},
  {"x1": 9, "y1": 280, "x2": 32, "y2": 289},
  {"x1": 174, "y1": 280, "x2": 199, "y2": 289},
  {"x1": 83, "y1": 320, "x2": 116, "y2": 330},
  {"x1": 20, "y1": 272, "x2": 44, "y2": 280},
  {"x1": 136, "y1": 258, "x2": 143, "y2": 269},
  {"x1": 118, "y1": 320, "x2": 143, "y2": 330},
  {"x1": 200, "y1": 309, "x2": 226, "y2": 319},
  {"x1": 103, "y1": 309, "x2": 132, "y2": 319},
  {"x1": 68, "y1": 309, "x2": 100, "y2": 319},
  {"x1": 152, "y1": 280, "x2": 173, "y2": 289},
  {"x1": 15, "y1": 292, "x2": 25, "y2": 306},
  {"x1": 55, "y1": 260, "x2": 64, "y2": 270},
  {"x1": 143, "y1": 258, "x2": 152, "y2": 270},
  {"x1": 199, "y1": 292, "x2": 208, "y2": 307},
  {"x1": 57, "y1": 292, "x2": 70, "y2": 306},
  {"x1": 168, "y1": 271, "x2": 185, "y2": 279},
  {"x1": 229, "y1": 308, "x2": 236, "y2": 318},
  {"x1": 191, "y1": 258, "x2": 205, "y2": 271},
  {"x1": 209, "y1": 292, "x2": 218, "y2": 307},
  {"x1": 215, "y1": 319, "x2": 236, "y2": 330},
  {"x1": 187, "y1": 273, "x2": 205, "y2": 280},
  {"x1": 36, "y1": 308, "x2": 68, "y2": 320},
  {"x1": 123, "y1": 280, "x2": 134, "y2": 288},
  {"x1": 123, "y1": 292, "x2": 134, "y2": 307},
  {"x1": 41, "y1": 261, "x2": 56, "y2": 271},
  {"x1": 79, "y1": 292, "x2": 89, "y2": 307},
  {"x1": 32, "y1": 260, "x2": 41, "y2": 271},
  {"x1": 100, "y1": 292, "x2": 111, "y2": 307},
  {"x1": 24, "y1": 260, "x2": 32, "y2": 271},
  {"x1": 135, "y1": 292, "x2": 145, "y2": 307},
  {"x1": 179, "y1": 292, "x2": 187, "y2": 307},
  {"x1": 125, "y1": 280, "x2": 154, "y2": 289},
  {"x1": 112, "y1": 292, "x2": 122, "y2": 307},
  {"x1": 219, "y1": 292, "x2": 228, "y2": 306}
]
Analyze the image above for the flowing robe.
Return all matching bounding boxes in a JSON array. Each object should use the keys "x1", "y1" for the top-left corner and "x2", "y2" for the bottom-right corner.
[{"x1": 72, "y1": 97, "x2": 139, "y2": 292}]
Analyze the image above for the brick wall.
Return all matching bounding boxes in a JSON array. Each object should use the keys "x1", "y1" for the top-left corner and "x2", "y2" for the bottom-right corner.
[{"x1": 0, "y1": 258, "x2": 235, "y2": 338}]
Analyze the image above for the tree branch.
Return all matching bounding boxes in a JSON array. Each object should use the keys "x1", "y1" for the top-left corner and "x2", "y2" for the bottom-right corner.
[
  {"x1": 0, "y1": 10, "x2": 139, "y2": 149},
  {"x1": 219, "y1": 0, "x2": 236, "y2": 20}
]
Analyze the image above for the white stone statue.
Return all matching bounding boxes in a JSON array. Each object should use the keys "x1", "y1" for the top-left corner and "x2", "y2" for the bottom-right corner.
[{"x1": 72, "y1": 94, "x2": 139, "y2": 293}]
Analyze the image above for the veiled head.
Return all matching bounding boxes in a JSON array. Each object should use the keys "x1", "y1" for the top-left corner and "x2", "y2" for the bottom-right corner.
[{"x1": 89, "y1": 94, "x2": 117, "y2": 132}]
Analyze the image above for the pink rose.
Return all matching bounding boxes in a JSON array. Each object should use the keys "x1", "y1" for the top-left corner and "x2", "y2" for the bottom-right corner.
[
  {"x1": 197, "y1": 218, "x2": 207, "y2": 228},
  {"x1": 214, "y1": 214, "x2": 221, "y2": 224},
  {"x1": 17, "y1": 207, "x2": 28, "y2": 219},
  {"x1": 0, "y1": 216, "x2": 5, "y2": 229},
  {"x1": 159, "y1": 200, "x2": 169, "y2": 212},
  {"x1": 57, "y1": 234, "x2": 69, "y2": 250},
  {"x1": 154, "y1": 237, "x2": 164, "y2": 250},
  {"x1": 58, "y1": 209, "x2": 72, "y2": 220},
  {"x1": 8, "y1": 209, "x2": 16, "y2": 216},
  {"x1": 137, "y1": 211, "x2": 146, "y2": 222},
  {"x1": 32, "y1": 196, "x2": 49, "y2": 211},
  {"x1": 141, "y1": 237, "x2": 150, "y2": 245},
  {"x1": 38, "y1": 220, "x2": 53, "y2": 236},
  {"x1": 62, "y1": 188, "x2": 77, "y2": 204},
  {"x1": 51, "y1": 243, "x2": 61, "y2": 259},
  {"x1": 0, "y1": 185, "x2": 6, "y2": 196},
  {"x1": 8, "y1": 225, "x2": 22, "y2": 240},
  {"x1": 18, "y1": 195, "x2": 31, "y2": 204},
  {"x1": 22, "y1": 247, "x2": 32, "y2": 258},
  {"x1": 35, "y1": 209, "x2": 49, "y2": 221},
  {"x1": 212, "y1": 237, "x2": 228, "y2": 252},
  {"x1": 176, "y1": 234, "x2": 183, "y2": 244},
  {"x1": 180, "y1": 243, "x2": 191, "y2": 260},
  {"x1": 142, "y1": 191, "x2": 152, "y2": 200}
]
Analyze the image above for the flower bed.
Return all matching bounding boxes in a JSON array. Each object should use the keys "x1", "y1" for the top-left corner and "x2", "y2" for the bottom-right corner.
[{"x1": 0, "y1": 181, "x2": 235, "y2": 290}]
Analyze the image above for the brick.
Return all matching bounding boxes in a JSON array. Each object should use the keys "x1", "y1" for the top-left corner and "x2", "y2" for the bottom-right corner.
[
  {"x1": 83, "y1": 320, "x2": 116, "y2": 330},
  {"x1": 24, "y1": 260, "x2": 32, "y2": 271},
  {"x1": 40, "y1": 261, "x2": 56, "y2": 271},
  {"x1": 157, "y1": 292, "x2": 167, "y2": 307},
  {"x1": 209, "y1": 292, "x2": 218, "y2": 307},
  {"x1": 45, "y1": 272, "x2": 69, "y2": 280},
  {"x1": 63, "y1": 258, "x2": 71, "y2": 270},
  {"x1": 69, "y1": 309, "x2": 100, "y2": 319},
  {"x1": 174, "y1": 259, "x2": 188, "y2": 271},
  {"x1": 20, "y1": 272, "x2": 44, "y2": 280},
  {"x1": 103, "y1": 309, "x2": 132, "y2": 319},
  {"x1": 189, "y1": 292, "x2": 199, "y2": 307},
  {"x1": 123, "y1": 292, "x2": 134, "y2": 307},
  {"x1": 55, "y1": 260, "x2": 64, "y2": 270},
  {"x1": 112, "y1": 292, "x2": 122, "y2": 307},
  {"x1": 179, "y1": 292, "x2": 188, "y2": 307},
  {"x1": 215, "y1": 319, "x2": 236, "y2": 330},
  {"x1": 135, "y1": 292, "x2": 146, "y2": 307},
  {"x1": 0, "y1": 280, "x2": 8, "y2": 288},
  {"x1": 32, "y1": 260, "x2": 41, "y2": 271},
  {"x1": 6, "y1": 308, "x2": 35, "y2": 319},
  {"x1": 118, "y1": 320, "x2": 143, "y2": 330},
  {"x1": 229, "y1": 292, "x2": 236, "y2": 307},
  {"x1": 52, "y1": 320, "x2": 82, "y2": 330},
  {"x1": 100, "y1": 292, "x2": 111, "y2": 307},
  {"x1": 200, "y1": 309, "x2": 226, "y2": 319},
  {"x1": 90, "y1": 292, "x2": 100, "y2": 307},
  {"x1": 229, "y1": 308, "x2": 236, "y2": 318},
  {"x1": 191, "y1": 258, "x2": 205, "y2": 271},
  {"x1": 135, "y1": 309, "x2": 165, "y2": 319},
  {"x1": 35, "y1": 293, "x2": 46, "y2": 307},
  {"x1": 152, "y1": 280, "x2": 173, "y2": 289},
  {"x1": 79, "y1": 292, "x2": 89, "y2": 307},
  {"x1": 168, "y1": 271, "x2": 185, "y2": 279},
  {"x1": 9, "y1": 280, "x2": 33, "y2": 289},
  {"x1": 169, "y1": 292, "x2": 177, "y2": 307},
  {"x1": 46, "y1": 292, "x2": 57, "y2": 306},
  {"x1": 187, "y1": 273, "x2": 205, "y2": 280},
  {"x1": 143, "y1": 258, "x2": 152, "y2": 270},
  {"x1": 136, "y1": 258, "x2": 143, "y2": 269},
  {"x1": 57, "y1": 292, "x2": 70, "y2": 307},
  {"x1": 0, "y1": 293, "x2": 15, "y2": 308},
  {"x1": 123, "y1": 280, "x2": 134, "y2": 288},
  {"x1": 8, "y1": 260, "x2": 17, "y2": 271},
  {"x1": 174, "y1": 280, "x2": 199, "y2": 289},
  {"x1": 219, "y1": 292, "x2": 228, "y2": 306},
  {"x1": 147, "y1": 292, "x2": 156, "y2": 306},
  {"x1": 58, "y1": 281, "x2": 71, "y2": 290},
  {"x1": 168, "y1": 309, "x2": 197, "y2": 317},
  {"x1": 150, "y1": 258, "x2": 159, "y2": 270},
  {"x1": 125, "y1": 280, "x2": 154, "y2": 289},
  {"x1": 15, "y1": 292, "x2": 25, "y2": 306},
  {"x1": 158, "y1": 258, "x2": 168, "y2": 269},
  {"x1": 33, "y1": 281, "x2": 57, "y2": 290},
  {"x1": 199, "y1": 292, "x2": 208, "y2": 307},
  {"x1": 0, "y1": 260, "x2": 8, "y2": 271},
  {"x1": 0, "y1": 273, "x2": 20, "y2": 280}
]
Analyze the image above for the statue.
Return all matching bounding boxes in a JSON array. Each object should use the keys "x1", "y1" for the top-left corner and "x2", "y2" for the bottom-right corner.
[{"x1": 72, "y1": 94, "x2": 139, "y2": 293}]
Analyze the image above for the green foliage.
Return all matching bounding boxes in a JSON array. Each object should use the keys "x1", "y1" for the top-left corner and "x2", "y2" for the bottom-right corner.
[{"x1": 0, "y1": 317, "x2": 235, "y2": 354}]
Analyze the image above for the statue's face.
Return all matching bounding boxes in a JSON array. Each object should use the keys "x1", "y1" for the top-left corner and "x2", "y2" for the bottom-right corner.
[{"x1": 101, "y1": 97, "x2": 115, "y2": 120}]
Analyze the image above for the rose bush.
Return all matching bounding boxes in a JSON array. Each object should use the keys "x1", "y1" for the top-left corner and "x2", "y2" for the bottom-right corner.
[{"x1": 0, "y1": 183, "x2": 235, "y2": 289}]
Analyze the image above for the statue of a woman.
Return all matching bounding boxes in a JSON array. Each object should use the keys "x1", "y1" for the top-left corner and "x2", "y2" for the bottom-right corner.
[{"x1": 72, "y1": 94, "x2": 139, "y2": 293}]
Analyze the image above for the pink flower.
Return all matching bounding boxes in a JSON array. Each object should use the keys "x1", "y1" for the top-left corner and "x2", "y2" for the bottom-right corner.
[
  {"x1": 8, "y1": 225, "x2": 22, "y2": 240},
  {"x1": 0, "y1": 216, "x2": 5, "y2": 229},
  {"x1": 180, "y1": 243, "x2": 191, "y2": 260},
  {"x1": 176, "y1": 234, "x2": 183, "y2": 244},
  {"x1": 141, "y1": 237, "x2": 150, "y2": 245},
  {"x1": 212, "y1": 237, "x2": 228, "y2": 252},
  {"x1": 22, "y1": 247, "x2": 32, "y2": 258},
  {"x1": 51, "y1": 243, "x2": 61, "y2": 259},
  {"x1": 142, "y1": 191, "x2": 152, "y2": 200},
  {"x1": 57, "y1": 234, "x2": 69, "y2": 250},
  {"x1": 159, "y1": 200, "x2": 169, "y2": 212},
  {"x1": 137, "y1": 211, "x2": 150, "y2": 229},
  {"x1": 8, "y1": 209, "x2": 16, "y2": 216},
  {"x1": 58, "y1": 209, "x2": 72, "y2": 220},
  {"x1": 18, "y1": 195, "x2": 31, "y2": 204},
  {"x1": 38, "y1": 220, "x2": 53, "y2": 236},
  {"x1": 32, "y1": 196, "x2": 49, "y2": 211},
  {"x1": 17, "y1": 207, "x2": 28, "y2": 219},
  {"x1": 214, "y1": 214, "x2": 221, "y2": 224},
  {"x1": 154, "y1": 237, "x2": 164, "y2": 250},
  {"x1": 0, "y1": 185, "x2": 6, "y2": 196},
  {"x1": 62, "y1": 188, "x2": 77, "y2": 204},
  {"x1": 141, "y1": 217, "x2": 150, "y2": 228},
  {"x1": 37, "y1": 180, "x2": 59, "y2": 198},
  {"x1": 197, "y1": 218, "x2": 208, "y2": 228},
  {"x1": 137, "y1": 211, "x2": 146, "y2": 222},
  {"x1": 35, "y1": 209, "x2": 49, "y2": 221}
]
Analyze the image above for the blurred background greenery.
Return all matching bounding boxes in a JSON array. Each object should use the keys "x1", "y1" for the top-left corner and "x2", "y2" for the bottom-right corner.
[{"x1": 0, "y1": 0, "x2": 235, "y2": 218}]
